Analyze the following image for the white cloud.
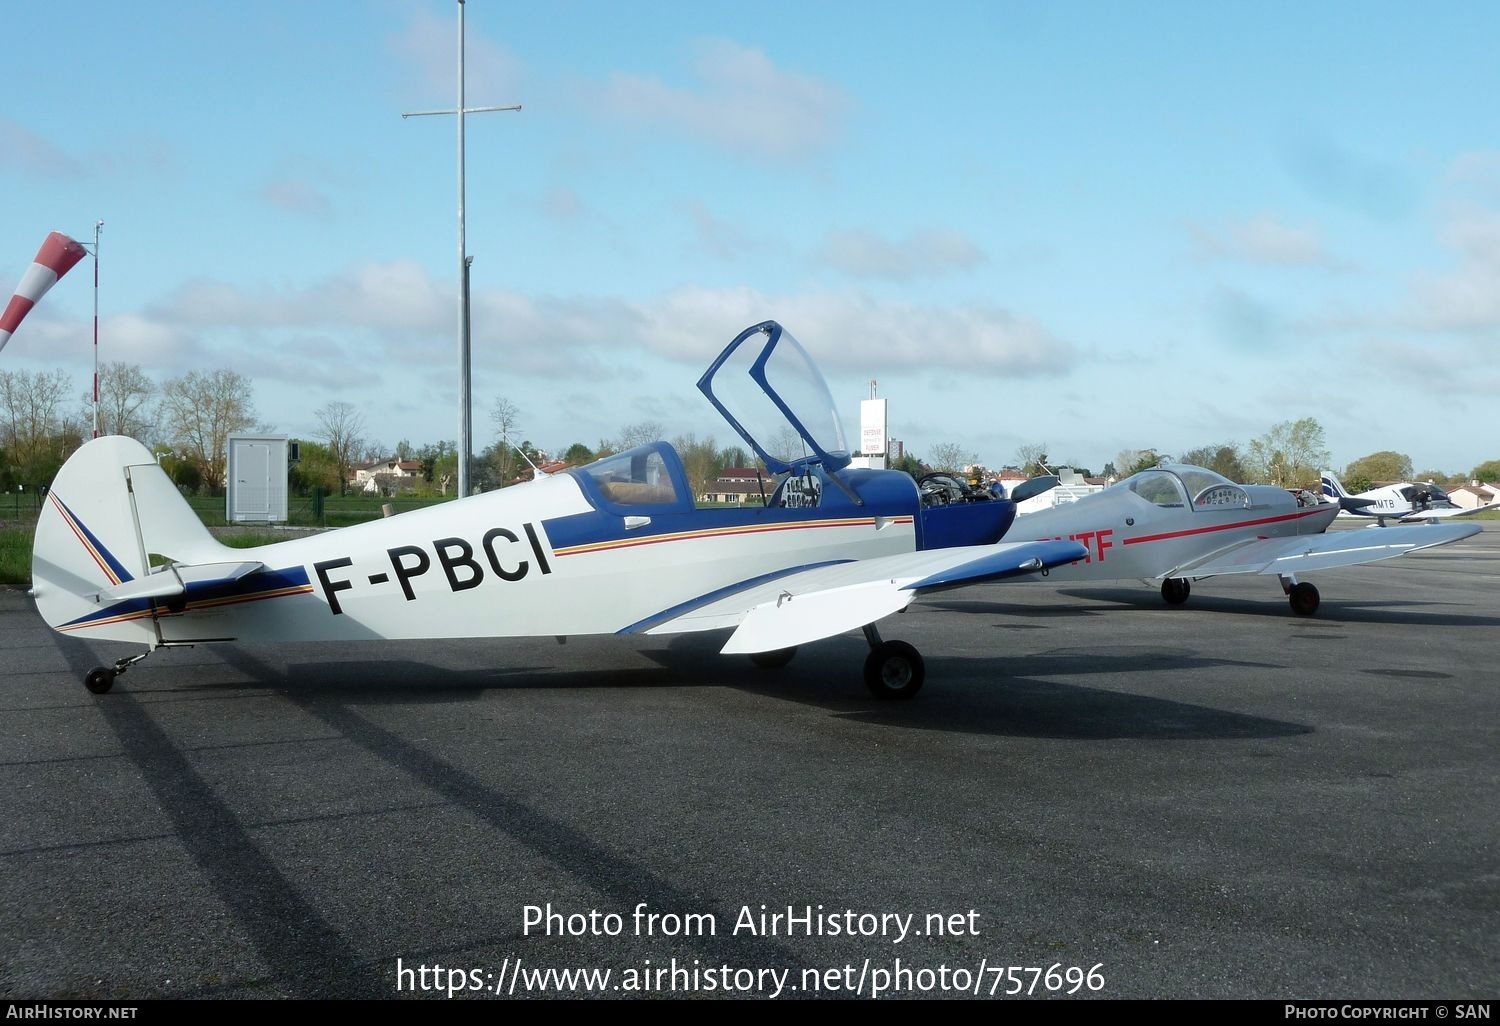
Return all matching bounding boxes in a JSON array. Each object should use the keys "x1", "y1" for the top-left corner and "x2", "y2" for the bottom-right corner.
[
  {"x1": 388, "y1": 8, "x2": 522, "y2": 103},
  {"x1": 1190, "y1": 214, "x2": 1339, "y2": 267},
  {"x1": 817, "y1": 227, "x2": 986, "y2": 280},
  {"x1": 259, "y1": 179, "x2": 334, "y2": 221},
  {"x1": 0, "y1": 118, "x2": 86, "y2": 178},
  {"x1": 680, "y1": 201, "x2": 765, "y2": 261},
  {"x1": 594, "y1": 39, "x2": 850, "y2": 161},
  {"x1": 1409, "y1": 184, "x2": 1500, "y2": 332}
]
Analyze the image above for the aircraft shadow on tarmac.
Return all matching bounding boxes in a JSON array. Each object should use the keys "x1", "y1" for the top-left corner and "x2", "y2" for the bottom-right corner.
[
  {"x1": 927, "y1": 588, "x2": 1500, "y2": 628},
  {"x1": 109, "y1": 631, "x2": 1310, "y2": 743},
  {"x1": 641, "y1": 637, "x2": 1311, "y2": 742}
]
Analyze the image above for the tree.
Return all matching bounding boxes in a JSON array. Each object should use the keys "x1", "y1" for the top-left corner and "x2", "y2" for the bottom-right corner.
[
  {"x1": 1245, "y1": 417, "x2": 1328, "y2": 488},
  {"x1": 1116, "y1": 448, "x2": 1161, "y2": 476},
  {"x1": 289, "y1": 439, "x2": 340, "y2": 495},
  {"x1": 158, "y1": 369, "x2": 257, "y2": 493},
  {"x1": 0, "y1": 368, "x2": 79, "y2": 491},
  {"x1": 927, "y1": 443, "x2": 976, "y2": 474},
  {"x1": 891, "y1": 451, "x2": 923, "y2": 478},
  {"x1": 1015, "y1": 442, "x2": 1049, "y2": 477},
  {"x1": 315, "y1": 400, "x2": 367, "y2": 496},
  {"x1": 1180, "y1": 443, "x2": 1248, "y2": 482},
  {"x1": 1344, "y1": 450, "x2": 1413, "y2": 486},
  {"x1": 561, "y1": 442, "x2": 594, "y2": 466},
  {"x1": 95, "y1": 361, "x2": 156, "y2": 442},
  {"x1": 717, "y1": 444, "x2": 750, "y2": 470},
  {"x1": 490, "y1": 397, "x2": 522, "y2": 486},
  {"x1": 673, "y1": 433, "x2": 721, "y2": 500},
  {"x1": 1469, "y1": 460, "x2": 1500, "y2": 484},
  {"x1": 617, "y1": 421, "x2": 665, "y2": 449}
]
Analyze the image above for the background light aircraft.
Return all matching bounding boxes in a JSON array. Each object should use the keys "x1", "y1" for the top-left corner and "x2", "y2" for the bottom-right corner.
[
  {"x1": 1320, "y1": 470, "x2": 1500, "y2": 524},
  {"x1": 1007, "y1": 464, "x2": 1480, "y2": 614},
  {"x1": 31, "y1": 321, "x2": 1085, "y2": 700}
]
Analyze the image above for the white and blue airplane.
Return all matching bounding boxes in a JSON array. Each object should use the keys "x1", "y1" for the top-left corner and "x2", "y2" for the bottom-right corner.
[
  {"x1": 1320, "y1": 470, "x2": 1500, "y2": 525},
  {"x1": 31, "y1": 321, "x2": 1087, "y2": 700}
]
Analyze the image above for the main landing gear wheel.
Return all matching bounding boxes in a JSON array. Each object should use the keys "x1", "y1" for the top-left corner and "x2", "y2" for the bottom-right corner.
[
  {"x1": 1161, "y1": 578, "x2": 1191, "y2": 605},
  {"x1": 863, "y1": 640, "x2": 925, "y2": 700},
  {"x1": 749, "y1": 647, "x2": 797, "y2": 669},
  {"x1": 1288, "y1": 582, "x2": 1320, "y2": 617}
]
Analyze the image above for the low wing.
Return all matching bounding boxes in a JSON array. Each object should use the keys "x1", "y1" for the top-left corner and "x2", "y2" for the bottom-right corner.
[
  {"x1": 1167, "y1": 522, "x2": 1481, "y2": 579},
  {"x1": 633, "y1": 539, "x2": 1087, "y2": 654},
  {"x1": 1395, "y1": 503, "x2": 1500, "y2": 521}
]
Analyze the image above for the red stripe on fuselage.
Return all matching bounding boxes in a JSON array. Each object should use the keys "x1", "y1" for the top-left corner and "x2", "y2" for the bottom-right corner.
[{"x1": 1122, "y1": 507, "x2": 1328, "y2": 546}]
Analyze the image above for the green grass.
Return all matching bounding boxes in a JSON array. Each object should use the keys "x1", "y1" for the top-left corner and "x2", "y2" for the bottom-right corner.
[
  {"x1": 0, "y1": 516, "x2": 35, "y2": 589},
  {"x1": 186, "y1": 493, "x2": 452, "y2": 528}
]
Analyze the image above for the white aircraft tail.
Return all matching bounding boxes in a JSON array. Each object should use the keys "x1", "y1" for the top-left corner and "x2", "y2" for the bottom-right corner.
[
  {"x1": 31, "y1": 436, "x2": 231, "y2": 642},
  {"x1": 1320, "y1": 469, "x2": 1349, "y2": 501}
]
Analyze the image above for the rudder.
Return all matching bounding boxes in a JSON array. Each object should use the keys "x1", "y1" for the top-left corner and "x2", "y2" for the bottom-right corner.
[{"x1": 31, "y1": 436, "x2": 226, "y2": 642}]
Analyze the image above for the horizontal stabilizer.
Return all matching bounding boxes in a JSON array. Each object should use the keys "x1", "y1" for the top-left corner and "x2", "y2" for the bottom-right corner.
[{"x1": 93, "y1": 561, "x2": 266, "y2": 605}]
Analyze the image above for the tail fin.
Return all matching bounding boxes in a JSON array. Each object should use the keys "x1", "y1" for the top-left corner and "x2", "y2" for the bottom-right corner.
[
  {"x1": 1320, "y1": 469, "x2": 1348, "y2": 501},
  {"x1": 32, "y1": 436, "x2": 229, "y2": 642}
]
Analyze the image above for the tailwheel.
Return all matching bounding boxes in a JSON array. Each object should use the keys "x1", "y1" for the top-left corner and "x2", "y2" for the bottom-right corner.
[
  {"x1": 1161, "y1": 578, "x2": 1191, "y2": 605},
  {"x1": 863, "y1": 640, "x2": 925, "y2": 700},
  {"x1": 749, "y1": 647, "x2": 797, "y2": 669},
  {"x1": 1288, "y1": 582, "x2": 1320, "y2": 617},
  {"x1": 84, "y1": 667, "x2": 116, "y2": 695}
]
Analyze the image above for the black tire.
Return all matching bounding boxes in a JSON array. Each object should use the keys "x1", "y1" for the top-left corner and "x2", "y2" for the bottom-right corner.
[
  {"x1": 863, "y1": 640, "x2": 925, "y2": 700},
  {"x1": 749, "y1": 647, "x2": 797, "y2": 669},
  {"x1": 1289, "y1": 582, "x2": 1320, "y2": 617},
  {"x1": 84, "y1": 668, "x2": 115, "y2": 695},
  {"x1": 1161, "y1": 578, "x2": 1191, "y2": 605}
]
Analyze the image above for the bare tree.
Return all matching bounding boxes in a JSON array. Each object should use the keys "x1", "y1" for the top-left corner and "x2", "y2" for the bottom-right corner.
[
  {"x1": 490, "y1": 397, "x2": 521, "y2": 485},
  {"x1": 927, "y1": 442, "x2": 976, "y2": 473},
  {"x1": 315, "y1": 400, "x2": 367, "y2": 496},
  {"x1": 1015, "y1": 441, "x2": 1048, "y2": 476},
  {"x1": 95, "y1": 361, "x2": 157, "y2": 442},
  {"x1": 0, "y1": 368, "x2": 80, "y2": 489},
  {"x1": 617, "y1": 420, "x2": 665, "y2": 449},
  {"x1": 158, "y1": 369, "x2": 257, "y2": 493}
]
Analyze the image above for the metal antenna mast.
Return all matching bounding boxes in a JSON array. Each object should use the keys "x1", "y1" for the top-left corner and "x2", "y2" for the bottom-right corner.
[{"x1": 402, "y1": 0, "x2": 520, "y2": 498}]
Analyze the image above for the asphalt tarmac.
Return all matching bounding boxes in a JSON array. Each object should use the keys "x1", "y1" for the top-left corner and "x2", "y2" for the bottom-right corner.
[{"x1": 3, "y1": 525, "x2": 1497, "y2": 999}]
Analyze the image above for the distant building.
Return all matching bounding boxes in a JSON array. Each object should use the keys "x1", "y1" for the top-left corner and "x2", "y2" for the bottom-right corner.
[
  {"x1": 701, "y1": 468, "x2": 774, "y2": 505},
  {"x1": 352, "y1": 458, "x2": 423, "y2": 495},
  {"x1": 1450, "y1": 483, "x2": 1499, "y2": 509}
]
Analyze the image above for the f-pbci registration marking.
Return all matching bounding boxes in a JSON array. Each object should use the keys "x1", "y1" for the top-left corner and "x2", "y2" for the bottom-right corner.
[{"x1": 313, "y1": 522, "x2": 552, "y2": 614}]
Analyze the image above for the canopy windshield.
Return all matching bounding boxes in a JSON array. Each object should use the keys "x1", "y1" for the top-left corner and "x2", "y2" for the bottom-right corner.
[
  {"x1": 1115, "y1": 464, "x2": 1250, "y2": 510},
  {"x1": 697, "y1": 321, "x2": 851, "y2": 474}
]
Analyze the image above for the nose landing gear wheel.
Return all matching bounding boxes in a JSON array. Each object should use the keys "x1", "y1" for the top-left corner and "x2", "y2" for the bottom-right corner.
[{"x1": 863, "y1": 640, "x2": 925, "y2": 700}]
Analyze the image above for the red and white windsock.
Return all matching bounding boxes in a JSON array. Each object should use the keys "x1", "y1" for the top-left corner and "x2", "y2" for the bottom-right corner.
[{"x1": 0, "y1": 231, "x2": 88, "y2": 355}]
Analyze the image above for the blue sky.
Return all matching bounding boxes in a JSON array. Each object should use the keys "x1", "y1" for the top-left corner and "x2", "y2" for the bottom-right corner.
[{"x1": 4, "y1": 1, "x2": 1498, "y2": 476}]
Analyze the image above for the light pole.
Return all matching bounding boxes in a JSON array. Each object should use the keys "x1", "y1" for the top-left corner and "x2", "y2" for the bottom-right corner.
[
  {"x1": 402, "y1": 0, "x2": 520, "y2": 498},
  {"x1": 76, "y1": 220, "x2": 104, "y2": 437}
]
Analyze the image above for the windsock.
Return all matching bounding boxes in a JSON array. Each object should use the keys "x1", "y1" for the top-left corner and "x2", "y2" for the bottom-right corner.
[{"x1": 0, "y1": 231, "x2": 88, "y2": 355}]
